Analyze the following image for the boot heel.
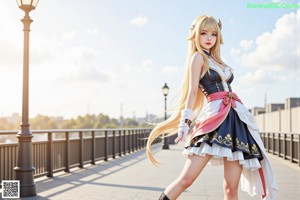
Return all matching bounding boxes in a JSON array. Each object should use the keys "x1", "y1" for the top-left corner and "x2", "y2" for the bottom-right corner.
[{"x1": 159, "y1": 193, "x2": 170, "y2": 200}]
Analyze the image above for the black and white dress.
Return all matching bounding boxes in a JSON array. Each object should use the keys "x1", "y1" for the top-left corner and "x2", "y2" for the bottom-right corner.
[{"x1": 182, "y1": 59, "x2": 278, "y2": 200}]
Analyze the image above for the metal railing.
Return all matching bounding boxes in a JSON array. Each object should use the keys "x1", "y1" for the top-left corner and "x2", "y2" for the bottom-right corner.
[
  {"x1": 2, "y1": 129, "x2": 297, "y2": 184},
  {"x1": 260, "y1": 132, "x2": 300, "y2": 166},
  {"x1": 0, "y1": 128, "x2": 156, "y2": 183}
]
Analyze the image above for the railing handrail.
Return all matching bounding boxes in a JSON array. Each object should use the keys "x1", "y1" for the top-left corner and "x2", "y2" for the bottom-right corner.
[
  {"x1": 0, "y1": 128, "x2": 152, "y2": 135},
  {"x1": 260, "y1": 131, "x2": 300, "y2": 135}
]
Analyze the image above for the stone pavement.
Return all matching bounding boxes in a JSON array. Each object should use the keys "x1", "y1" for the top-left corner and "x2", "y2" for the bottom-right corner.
[{"x1": 1, "y1": 143, "x2": 300, "y2": 200}]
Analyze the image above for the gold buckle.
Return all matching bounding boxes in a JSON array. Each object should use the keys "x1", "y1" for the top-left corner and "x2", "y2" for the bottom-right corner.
[{"x1": 227, "y1": 93, "x2": 232, "y2": 98}]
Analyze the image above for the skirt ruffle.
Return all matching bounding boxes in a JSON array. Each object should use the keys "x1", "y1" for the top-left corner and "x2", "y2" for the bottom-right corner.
[
  {"x1": 183, "y1": 108, "x2": 263, "y2": 170},
  {"x1": 183, "y1": 143, "x2": 261, "y2": 170}
]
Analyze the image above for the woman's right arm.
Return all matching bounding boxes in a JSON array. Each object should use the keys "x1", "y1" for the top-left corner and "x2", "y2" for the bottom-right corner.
[
  {"x1": 175, "y1": 53, "x2": 204, "y2": 143},
  {"x1": 185, "y1": 53, "x2": 204, "y2": 110}
]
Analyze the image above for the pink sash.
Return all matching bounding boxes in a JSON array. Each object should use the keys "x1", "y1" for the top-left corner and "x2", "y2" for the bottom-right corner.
[{"x1": 189, "y1": 91, "x2": 243, "y2": 139}]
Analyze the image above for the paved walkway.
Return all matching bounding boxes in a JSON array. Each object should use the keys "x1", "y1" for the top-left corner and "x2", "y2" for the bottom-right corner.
[{"x1": 2, "y1": 143, "x2": 300, "y2": 200}]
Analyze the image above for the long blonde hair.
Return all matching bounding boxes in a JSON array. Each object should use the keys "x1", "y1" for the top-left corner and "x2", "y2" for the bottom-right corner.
[{"x1": 146, "y1": 15, "x2": 224, "y2": 165}]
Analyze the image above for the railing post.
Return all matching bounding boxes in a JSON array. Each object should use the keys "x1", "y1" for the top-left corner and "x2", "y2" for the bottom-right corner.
[
  {"x1": 135, "y1": 130, "x2": 138, "y2": 151},
  {"x1": 79, "y1": 131, "x2": 84, "y2": 168},
  {"x1": 290, "y1": 134, "x2": 293, "y2": 163},
  {"x1": 104, "y1": 130, "x2": 108, "y2": 161},
  {"x1": 137, "y1": 129, "x2": 141, "y2": 150},
  {"x1": 142, "y1": 129, "x2": 148, "y2": 148},
  {"x1": 134, "y1": 129, "x2": 136, "y2": 151},
  {"x1": 132, "y1": 130, "x2": 135, "y2": 152},
  {"x1": 261, "y1": 132, "x2": 265, "y2": 147},
  {"x1": 131, "y1": 130, "x2": 134, "y2": 152},
  {"x1": 133, "y1": 130, "x2": 135, "y2": 151},
  {"x1": 47, "y1": 132, "x2": 53, "y2": 177},
  {"x1": 65, "y1": 132, "x2": 70, "y2": 172},
  {"x1": 272, "y1": 133, "x2": 275, "y2": 155},
  {"x1": 128, "y1": 130, "x2": 131, "y2": 153},
  {"x1": 140, "y1": 129, "x2": 143, "y2": 149},
  {"x1": 113, "y1": 130, "x2": 116, "y2": 159},
  {"x1": 283, "y1": 133, "x2": 286, "y2": 160},
  {"x1": 278, "y1": 133, "x2": 281, "y2": 157},
  {"x1": 119, "y1": 130, "x2": 122, "y2": 157},
  {"x1": 91, "y1": 131, "x2": 95, "y2": 165},
  {"x1": 298, "y1": 134, "x2": 300, "y2": 167},
  {"x1": 123, "y1": 130, "x2": 126, "y2": 155},
  {"x1": 266, "y1": 132, "x2": 270, "y2": 153}
]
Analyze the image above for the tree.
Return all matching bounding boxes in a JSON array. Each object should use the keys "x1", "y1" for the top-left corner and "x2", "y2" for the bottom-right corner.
[
  {"x1": 60, "y1": 118, "x2": 77, "y2": 129},
  {"x1": 0, "y1": 118, "x2": 14, "y2": 130},
  {"x1": 30, "y1": 115, "x2": 58, "y2": 129},
  {"x1": 124, "y1": 118, "x2": 139, "y2": 128}
]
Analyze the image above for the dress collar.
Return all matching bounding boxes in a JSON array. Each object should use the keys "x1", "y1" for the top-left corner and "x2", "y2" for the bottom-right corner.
[{"x1": 202, "y1": 49, "x2": 211, "y2": 57}]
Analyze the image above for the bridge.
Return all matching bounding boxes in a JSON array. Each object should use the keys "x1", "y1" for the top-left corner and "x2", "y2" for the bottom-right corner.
[{"x1": 0, "y1": 129, "x2": 299, "y2": 199}]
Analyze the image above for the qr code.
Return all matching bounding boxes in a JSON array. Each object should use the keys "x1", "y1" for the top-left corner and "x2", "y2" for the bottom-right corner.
[{"x1": 1, "y1": 180, "x2": 20, "y2": 199}]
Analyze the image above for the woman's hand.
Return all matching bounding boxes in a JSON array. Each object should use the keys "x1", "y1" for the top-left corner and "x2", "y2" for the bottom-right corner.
[{"x1": 175, "y1": 109, "x2": 195, "y2": 143}]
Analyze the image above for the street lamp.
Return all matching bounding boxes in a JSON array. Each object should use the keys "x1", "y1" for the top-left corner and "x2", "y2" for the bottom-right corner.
[
  {"x1": 162, "y1": 83, "x2": 169, "y2": 149},
  {"x1": 14, "y1": 0, "x2": 39, "y2": 197}
]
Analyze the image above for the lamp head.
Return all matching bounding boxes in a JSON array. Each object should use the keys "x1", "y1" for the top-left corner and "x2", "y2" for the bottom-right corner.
[
  {"x1": 16, "y1": 0, "x2": 39, "y2": 12},
  {"x1": 162, "y1": 83, "x2": 169, "y2": 97}
]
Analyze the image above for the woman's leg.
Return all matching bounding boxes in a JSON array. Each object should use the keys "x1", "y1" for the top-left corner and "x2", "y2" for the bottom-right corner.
[
  {"x1": 163, "y1": 154, "x2": 212, "y2": 200},
  {"x1": 223, "y1": 158, "x2": 243, "y2": 200}
]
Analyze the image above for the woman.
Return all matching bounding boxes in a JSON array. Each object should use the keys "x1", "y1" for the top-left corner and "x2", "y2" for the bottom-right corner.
[{"x1": 146, "y1": 15, "x2": 278, "y2": 200}]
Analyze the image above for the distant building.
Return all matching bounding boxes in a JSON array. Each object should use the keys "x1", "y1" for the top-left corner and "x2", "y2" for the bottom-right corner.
[
  {"x1": 265, "y1": 103, "x2": 284, "y2": 112},
  {"x1": 250, "y1": 107, "x2": 265, "y2": 116},
  {"x1": 145, "y1": 113, "x2": 157, "y2": 123},
  {"x1": 253, "y1": 97, "x2": 300, "y2": 133},
  {"x1": 136, "y1": 113, "x2": 157, "y2": 126},
  {"x1": 285, "y1": 97, "x2": 300, "y2": 109}
]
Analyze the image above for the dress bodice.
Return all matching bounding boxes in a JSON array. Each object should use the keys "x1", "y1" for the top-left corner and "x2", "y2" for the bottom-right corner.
[{"x1": 199, "y1": 60, "x2": 233, "y2": 96}]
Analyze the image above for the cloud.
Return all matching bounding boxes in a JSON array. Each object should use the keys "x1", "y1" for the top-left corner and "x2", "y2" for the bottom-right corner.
[
  {"x1": 30, "y1": 37, "x2": 102, "y2": 67},
  {"x1": 142, "y1": 59, "x2": 152, "y2": 66},
  {"x1": 230, "y1": 48, "x2": 240, "y2": 62},
  {"x1": 238, "y1": 68, "x2": 276, "y2": 84},
  {"x1": 122, "y1": 61, "x2": 153, "y2": 74},
  {"x1": 129, "y1": 15, "x2": 149, "y2": 26},
  {"x1": 70, "y1": 65, "x2": 112, "y2": 82},
  {"x1": 62, "y1": 31, "x2": 76, "y2": 41},
  {"x1": 70, "y1": 46, "x2": 102, "y2": 63},
  {"x1": 160, "y1": 66, "x2": 183, "y2": 74},
  {"x1": 240, "y1": 10, "x2": 299, "y2": 71},
  {"x1": 230, "y1": 48, "x2": 241, "y2": 56},
  {"x1": 85, "y1": 28, "x2": 98, "y2": 35},
  {"x1": 240, "y1": 40, "x2": 253, "y2": 51},
  {"x1": 0, "y1": 40, "x2": 21, "y2": 66},
  {"x1": 27, "y1": 33, "x2": 108, "y2": 84}
]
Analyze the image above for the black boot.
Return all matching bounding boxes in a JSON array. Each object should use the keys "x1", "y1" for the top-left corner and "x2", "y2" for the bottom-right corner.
[{"x1": 159, "y1": 193, "x2": 170, "y2": 200}]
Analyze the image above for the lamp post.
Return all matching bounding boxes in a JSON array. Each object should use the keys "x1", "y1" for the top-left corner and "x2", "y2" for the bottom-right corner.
[
  {"x1": 14, "y1": 0, "x2": 39, "y2": 197},
  {"x1": 162, "y1": 83, "x2": 169, "y2": 149}
]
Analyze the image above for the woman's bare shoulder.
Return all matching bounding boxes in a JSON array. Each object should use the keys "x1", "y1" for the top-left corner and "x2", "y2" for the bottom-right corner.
[{"x1": 190, "y1": 52, "x2": 204, "y2": 69}]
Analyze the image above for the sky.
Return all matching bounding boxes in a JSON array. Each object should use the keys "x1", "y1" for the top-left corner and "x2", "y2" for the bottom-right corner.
[{"x1": 0, "y1": 0, "x2": 299, "y2": 120}]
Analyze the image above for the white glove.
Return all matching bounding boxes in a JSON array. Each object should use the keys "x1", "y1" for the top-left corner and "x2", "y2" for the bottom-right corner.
[{"x1": 175, "y1": 109, "x2": 195, "y2": 143}]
